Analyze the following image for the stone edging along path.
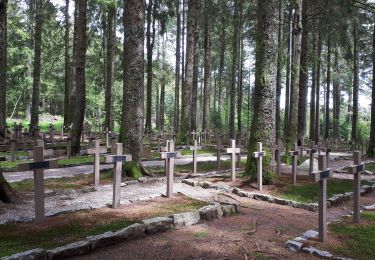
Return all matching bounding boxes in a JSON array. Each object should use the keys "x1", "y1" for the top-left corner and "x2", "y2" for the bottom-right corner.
[
  {"x1": 1, "y1": 202, "x2": 239, "y2": 260},
  {"x1": 182, "y1": 179, "x2": 375, "y2": 212}
]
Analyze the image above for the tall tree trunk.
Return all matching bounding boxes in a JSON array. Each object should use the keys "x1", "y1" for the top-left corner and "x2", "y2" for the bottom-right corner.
[
  {"x1": 0, "y1": 0, "x2": 7, "y2": 138},
  {"x1": 332, "y1": 46, "x2": 340, "y2": 140},
  {"x1": 191, "y1": 32, "x2": 199, "y2": 131},
  {"x1": 324, "y1": 36, "x2": 331, "y2": 140},
  {"x1": 180, "y1": 0, "x2": 197, "y2": 140},
  {"x1": 0, "y1": 171, "x2": 21, "y2": 204},
  {"x1": 145, "y1": 0, "x2": 154, "y2": 132},
  {"x1": 284, "y1": 5, "x2": 293, "y2": 141},
  {"x1": 63, "y1": 0, "x2": 70, "y2": 126},
  {"x1": 104, "y1": 5, "x2": 115, "y2": 131},
  {"x1": 181, "y1": 0, "x2": 186, "y2": 87},
  {"x1": 352, "y1": 21, "x2": 359, "y2": 144},
  {"x1": 71, "y1": 0, "x2": 87, "y2": 154},
  {"x1": 29, "y1": 0, "x2": 43, "y2": 135},
  {"x1": 314, "y1": 29, "x2": 322, "y2": 143},
  {"x1": 217, "y1": 14, "x2": 226, "y2": 130},
  {"x1": 297, "y1": 0, "x2": 308, "y2": 143},
  {"x1": 69, "y1": 5, "x2": 78, "y2": 126},
  {"x1": 120, "y1": 0, "x2": 145, "y2": 163},
  {"x1": 246, "y1": 0, "x2": 278, "y2": 182},
  {"x1": 202, "y1": 0, "x2": 212, "y2": 131},
  {"x1": 237, "y1": 0, "x2": 244, "y2": 135},
  {"x1": 174, "y1": 0, "x2": 181, "y2": 132},
  {"x1": 309, "y1": 29, "x2": 317, "y2": 141},
  {"x1": 368, "y1": 15, "x2": 375, "y2": 156},
  {"x1": 286, "y1": 0, "x2": 302, "y2": 156},
  {"x1": 229, "y1": 0, "x2": 239, "y2": 138},
  {"x1": 160, "y1": 34, "x2": 166, "y2": 132},
  {"x1": 275, "y1": 0, "x2": 283, "y2": 141}
]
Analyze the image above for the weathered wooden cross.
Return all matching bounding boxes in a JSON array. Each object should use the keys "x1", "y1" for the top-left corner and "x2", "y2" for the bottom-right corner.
[
  {"x1": 226, "y1": 139, "x2": 241, "y2": 181},
  {"x1": 306, "y1": 141, "x2": 318, "y2": 174},
  {"x1": 310, "y1": 154, "x2": 333, "y2": 242},
  {"x1": 322, "y1": 146, "x2": 332, "y2": 168},
  {"x1": 18, "y1": 146, "x2": 58, "y2": 222},
  {"x1": 104, "y1": 128, "x2": 111, "y2": 148},
  {"x1": 10, "y1": 133, "x2": 17, "y2": 162},
  {"x1": 87, "y1": 140, "x2": 107, "y2": 187},
  {"x1": 48, "y1": 124, "x2": 55, "y2": 144},
  {"x1": 289, "y1": 143, "x2": 300, "y2": 185},
  {"x1": 349, "y1": 151, "x2": 365, "y2": 223},
  {"x1": 160, "y1": 140, "x2": 179, "y2": 198},
  {"x1": 253, "y1": 142, "x2": 266, "y2": 191},
  {"x1": 105, "y1": 143, "x2": 132, "y2": 209},
  {"x1": 190, "y1": 139, "x2": 201, "y2": 174},
  {"x1": 191, "y1": 130, "x2": 196, "y2": 144}
]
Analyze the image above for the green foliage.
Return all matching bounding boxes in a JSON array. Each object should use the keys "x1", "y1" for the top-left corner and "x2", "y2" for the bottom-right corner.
[{"x1": 123, "y1": 162, "x2": 142, "y2": 179}]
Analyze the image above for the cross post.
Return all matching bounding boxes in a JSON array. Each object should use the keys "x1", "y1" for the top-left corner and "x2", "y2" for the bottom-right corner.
[
  {"x1": 310, "y1": 154, "x2": 333, "y2": 242},
  {"x1": 190, "y1": 139, "x2": 201, "y2": 174},
  {"x1": 253, "y1": 142, "x2": 266, "y2": 191},
  {"x1": 306, "y1": 141, "x2": 318, "y2": 174},
  {"x1": 289, "y1": 143, "x2": 299, "y2": 185},
  {"x1": 18, "y1": 146, "x2": 58, "y2": 222},
  {"x1": 87, "y1": 140, "x2": 107, "y2": 187},
  {"x1": 160, "y1": 140, "x2": 179, "y2": 198},
  {"x1": 349, "y1": 151, "x2": 365, "y2": 223},
  {"x1": 226, "y1": 139, "x2": 241, "y2": 181},
  {"x1": 10, "y1": 133, "x2": 17, "y2": 162},
  {"x1": 105, "y1": 143, "x2": 132, "y2": 209}
]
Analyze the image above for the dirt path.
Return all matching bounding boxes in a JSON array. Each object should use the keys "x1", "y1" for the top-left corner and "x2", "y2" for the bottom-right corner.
[{"x1": 3, "y1": 155, "x2": 247, "y2": 183}]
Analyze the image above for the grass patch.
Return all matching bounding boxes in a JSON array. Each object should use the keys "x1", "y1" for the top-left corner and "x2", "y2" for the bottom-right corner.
[
  {"x1": 180, "y1": 148, "x2": 216, "y2": 156},
  {"x1": 279, "y1": 179, "x2": 368, "y2": 203},
  {"x1": 0, "y1": 196, "x2": 208, "y2": 257},
  {"x1": 0, "y1": 151, "x2": 28, "y2": 157},
  {"x1": 329, "y1": 212, "x2": 375, "y2": 259},
  {"x1": 57, "y1": 156, "x2": 105, "y2": 167},
  {"x1": 194, "y1": 231, "x2": 209, "y2": 238},
  {"x1": 364, "y1": 162, "x2": 375, "y2": 172}
]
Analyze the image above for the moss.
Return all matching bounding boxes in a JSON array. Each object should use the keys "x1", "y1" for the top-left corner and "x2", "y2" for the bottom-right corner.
[{"x1": 123, "y1": 161, "x2": 142, "y2": 179}]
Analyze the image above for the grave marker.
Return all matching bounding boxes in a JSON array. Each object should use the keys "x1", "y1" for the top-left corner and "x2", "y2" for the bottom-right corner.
[
  {"x1": 226, "y1": 139, "x2": 241, "y2": 181},
  {"x1": 18, "y1": 146, "x2": 58, "y2": 222},
  {"x1": 87, "y1": 140, "x2": 107, "y2": 187},
  {"x1": 10, "y1": 133, "x2": 17, "y2": 162},
  {"x1": 105, "y1": 143, "x2": 132, "y2": 209},
  {"x1": 310, "y1": 154, "x2": 333, "y2": 242},
  {"x1": 48, "y1": 124, "x2": 55, "y2": 144},
  {"x1": 190, "y1": 139, "x2": 201, "y2": 174},
  {"x1": 349, "y1": 151, "x2": 365, "y2": 223},
  {"x1": 160, "y1": 140, "x2": 179, "y2": 198},
  {"x1": 289, "y1": 143, "x2": 299, "y2": 185},
  {"x1": 322, "y1": 146, "x2": 332, "y2": 168},
  {"x1": 253, "y1": 142, "x2": 266, "y2": 191}
]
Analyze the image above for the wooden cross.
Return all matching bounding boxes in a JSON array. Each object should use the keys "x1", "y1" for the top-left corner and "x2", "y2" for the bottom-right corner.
[
  {"x1": 226, "y1": 139, "x2": 241, "y2": 181},
  {"x1": 22, "y1": 130, "x2": 29, "y2": 151},
  {"x1": 191, "y1": 130, "x2": 196, "y2": 143},
  {"x1": 289, "y1": 143, "x2": 300, "y2": 185},
  {"x1": 310, "y1": 154, "x2": 333, "y2": 242},
  {"x1": 306, "y1": 141, "x2": 318, "y2": 174},
  {"x1": 253, "y1": 142, "x2": 266, "y2": 191},
  {"x1": 48, "y1": 124, "x2": 55, "y2": 144},
  {"x1": 104, "y1": 128, "x2": 111, "y2": 148},
  {"x1": 321, "y1": 146, "x2": 332, "y2": 168},
  {"x1": 299, "y1": 139, "x2": 304, "y2": 160},
  {"x1": 160, "y1": 140, "x2": 179, "y2": 198},
  {"x1": 87, "y1": 140, "x2": 107, "y2": 187},
  {"x1": 190, "y1": 139, "x2": 201, "y2": 174},
  {"x1": 18, "y1": 146, "x2": 58, "y2": 222},
  {"x1": 349, "y1": 151, "x2": 365, "y2": 223},
  {"x1": 105, "y1": 143, "x2": 132, "y2": 209}
]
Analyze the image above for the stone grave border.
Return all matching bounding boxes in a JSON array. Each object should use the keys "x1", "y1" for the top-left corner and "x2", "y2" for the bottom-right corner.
[
  {"x1": 182, "y1": 179, "x2": 375, "y2": 212},
  {"x1": 1, "y1": 202, "x2": 239, "y2": 260}
]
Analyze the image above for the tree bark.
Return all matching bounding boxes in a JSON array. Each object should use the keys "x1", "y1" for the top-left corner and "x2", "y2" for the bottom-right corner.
[
  {"x1": 202, "y1": 0, "x2": 212, "y2": 131},
  {"x1": 63, "y1": 0, "x2": 70, "y2": 127},
  {"x1": 246, "y1": 0, "x2": 278, "y2": 182},
  {"x1": 104, "y1": 4, "x2": 116, "y2": 131},
  {"x1": 284, "y1": 5, "x2": 293, "y2": 141},
  {"x1": 71, "y1": 0, "x2": 87, "y2": 154},
  {"x1": 29, "y1": 0, "x2": 43, "y2": 135},
  {"x1": 286, "y1": 0, "x2": 302, "y2": 155},
  {"x1": 314, "y1": 29, "x2": 322, "y2": 143},
  {"x1": 174, "y1": 0, "x2": 181, "y2": 132},
  {"x1": 332, "y1": 46, "x2": 340, "y2": 140},
  {"x1": 309, "y1": 29, "x2": 317, "y2": 141},
  {"x1": 352, "y1": 21, "x2": 359, "y2": 144},
  {"x1": 229, "y1": 0, "x2": 239, "y2": 138},
  {"x1": 275, "y1": 0, "x2": 283, "y2": 141},
  {"x1": 324, "y1": 36, "x2": 331, "y2": 140},
  {"x1": 368, "y1": 15, "x2": 375, "y2": 156},
  {"x1": 145, "y1": 0, "x2": 154, "y2": 133},
  {"x1": 217, "y1": 13, "x2": 226, "y2": 130},
  {"x1": 120, "y1": 0, "x2": 145, "y2": 162},
  {"x1": 191, "y1": 31, "x2": 199, "y2": 131},
  {"x1": 237, "y1": 0, "x2": 244, "y2": 135},
  {"x1": 0, "y1": 0, "x2": 7, "y2": 138},
  {"x1": 68, "y1": 4, "x2": 78, "y2": 126},
  {"x1": 180, "y1": 0, "x2": 197, "y2": 140},
  {"x1": 297, "y1": 0, "x2": 308, "y2": 143},
  {"x1": 160, "y1": 34, "x2": 166, "y2": 132},
  {"x1": 0, "y1": 171, "x2": 21, "y2": 204}
]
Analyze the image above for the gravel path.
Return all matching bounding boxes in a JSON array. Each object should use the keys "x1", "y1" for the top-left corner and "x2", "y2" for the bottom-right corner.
[
  {"x1": 3, "y1": 154, "x2": 247, "y2": 183},
  {"x1": 0, "y1": 179, "x2": 225, "y2": 224}
]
